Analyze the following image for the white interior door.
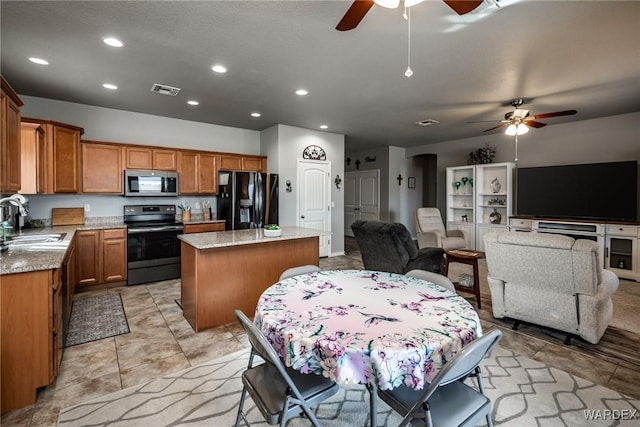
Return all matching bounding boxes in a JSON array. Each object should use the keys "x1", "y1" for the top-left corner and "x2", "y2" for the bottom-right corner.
[
  {"x1": 344, "y1": 170, "x2": 380, "y2": 237},
  {"x1": 298, "y1": 160, "x2": 331, "y2": 257}
]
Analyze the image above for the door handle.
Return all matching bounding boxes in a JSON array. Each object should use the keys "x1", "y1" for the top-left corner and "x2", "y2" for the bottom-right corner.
[
  {"x1": 354, "y1": 207, "x2": 360, "y2": 211},
  {"x1": 301, "y1": 215, "x2": 305, "y2": 219}
]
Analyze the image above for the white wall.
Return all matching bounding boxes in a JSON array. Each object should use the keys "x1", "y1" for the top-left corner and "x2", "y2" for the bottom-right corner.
[
  {"x1": 405, "y1": 112, "x2": 640, "y2": 221},
  {"x1": 261, "y1": 124, "x2": 345, "y2": 256},
  {"x1": 20, "y1": 96, "x2": 260, "y2": 152}
]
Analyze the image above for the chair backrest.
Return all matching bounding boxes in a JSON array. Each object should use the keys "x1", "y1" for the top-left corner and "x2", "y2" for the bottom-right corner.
[
  {"x1": 351, "y1": 220, "x2": 418, "y2": 274},
  {"x1": 404, "y1": 329, "x2": 502, "y2": 416},
  {"x1": 279, "y1": 265, "x2": 321, "y2": 281},
  {"x1": 415, "y1": 208, "x2": 446, "y2": 234},
  {"x1": 405, "y1": 269, "x2": 456, "y2": 293},
  {"x1": 234, "y1": 310, "x2": 307, "y2": 400},
  {"x1": 484, "y1": 231, "x2": 601, "y2": 295}
]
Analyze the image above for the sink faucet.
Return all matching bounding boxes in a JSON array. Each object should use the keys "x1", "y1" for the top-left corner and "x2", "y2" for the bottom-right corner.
[
  {"x1": 0, "y1": 194, "x2": 29, "y2": 216},
  {"x1": 0, "y1": 194, "x2": 29, "y2": 252}
]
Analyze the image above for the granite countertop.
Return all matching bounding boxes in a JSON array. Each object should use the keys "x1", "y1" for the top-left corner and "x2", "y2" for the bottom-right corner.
[
  {"x1": 178, "y1": 226, "x2": 329, "y2": 250},
  {"x1": 182, "y1": 216, "x2": 225, "y2": 225},
  {"x1": 0, "y1": 226, "x2": 78, "y2": 275},
  {"x1": 0, "y1": 219, "x2": 127, "y2": 275}
]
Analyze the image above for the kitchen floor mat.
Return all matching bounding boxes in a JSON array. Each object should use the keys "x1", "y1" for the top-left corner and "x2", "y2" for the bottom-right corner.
[{"x1": 65, "y1": 293, "x2": 130, "y2": 347}]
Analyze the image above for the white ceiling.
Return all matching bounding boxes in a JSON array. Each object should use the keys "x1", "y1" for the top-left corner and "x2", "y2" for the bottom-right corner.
[{"x1": 1, "y1": 0, "x2": 639, "y2": 152}]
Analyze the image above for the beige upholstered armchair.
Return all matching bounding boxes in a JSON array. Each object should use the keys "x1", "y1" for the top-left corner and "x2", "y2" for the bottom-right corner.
[
  {"x1": 484, "y1": 232, "x2": 619, "y2": 344},
  {"x1": 415, "y1": 207, "x2": 467, "y2": 250}
]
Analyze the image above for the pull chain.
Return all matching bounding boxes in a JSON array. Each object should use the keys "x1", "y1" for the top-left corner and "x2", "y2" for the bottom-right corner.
[{"x1": 405, "y1": 7, "x2": 413, "y2": 77}]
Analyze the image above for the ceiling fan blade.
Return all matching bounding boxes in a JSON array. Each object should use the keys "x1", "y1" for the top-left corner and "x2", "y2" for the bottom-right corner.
[
  {"x1": 468, "y1": 119, "x2": 509, "y2": 123},
  {"x1": 523, "y1": 120, "x2": 547, "y2": 128},
  {"x1": 443, "y1": 0, "x2": 484, "y2": 15},
  {"x1": 336, "y1": 0, "x2": 375, "y2": 31},
  {"x1": 532, "y1": 110, "x2": 577, "y2": 120},
  {"x1": 483, "y1": 123, "x2": 507, "y2": 133}
]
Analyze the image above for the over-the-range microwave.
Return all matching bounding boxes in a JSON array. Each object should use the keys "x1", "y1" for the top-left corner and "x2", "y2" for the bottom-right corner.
[{"x1": 124, "y1": 169, "x2": 178, "y2": 197}]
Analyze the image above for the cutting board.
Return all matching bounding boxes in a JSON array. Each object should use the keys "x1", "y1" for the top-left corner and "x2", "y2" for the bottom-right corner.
[{"x1": 51, "y1": 208, "x2": 85, "y2": 226}]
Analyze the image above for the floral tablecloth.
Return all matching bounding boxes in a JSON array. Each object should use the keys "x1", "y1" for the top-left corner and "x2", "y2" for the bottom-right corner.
[{"x1": 254, "y1": 269, "x2": 482, "y2": 391}]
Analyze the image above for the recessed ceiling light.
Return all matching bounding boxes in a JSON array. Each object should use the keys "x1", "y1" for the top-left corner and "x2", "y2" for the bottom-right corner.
[
  {"x1": 28, "y1": 57, "x2": 49, "y2": 65},
  {"x1": 295, "y1": 89, "x2": 308, "y2": 96},
  {"x1": 320, "y1": 125, "x2": 328, "y2": 129},
  {"x1": 103, "y1": 37, "x2": 123, "y2": 47},
  {"x1": 187, "y1": 100, "x2": 199, "y2": 106},
  {"x1": 251, "y1": 112, "x2": 261, "y2": 118},
  {"x1": 211, "y1": 64, "x2": 227, "y2": 73},
  {"x1": 102, "y1": 83, "x2": 118, "y2": 90}
]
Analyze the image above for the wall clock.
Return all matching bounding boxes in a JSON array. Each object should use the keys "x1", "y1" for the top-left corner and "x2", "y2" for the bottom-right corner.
[{"x1": 302, "y1": 145, "x2": 326, "y2": 161}]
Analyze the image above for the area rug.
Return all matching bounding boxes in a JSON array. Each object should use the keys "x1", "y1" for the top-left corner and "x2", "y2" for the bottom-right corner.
[
  {"x1": 57, "y1": 345, "x2": 639, "y2": 426},
  {"x1": 65, "y1": 293, "x2": 130, "y2": 347}
]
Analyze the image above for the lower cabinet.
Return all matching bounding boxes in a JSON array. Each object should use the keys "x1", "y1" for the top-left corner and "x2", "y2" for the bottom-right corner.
[
  {"x1": 0, "y1": 265, "x2": 71, "y2": 414},
  {"x1": 76, "y1": 228, "x2": 127, "y2": 287}
]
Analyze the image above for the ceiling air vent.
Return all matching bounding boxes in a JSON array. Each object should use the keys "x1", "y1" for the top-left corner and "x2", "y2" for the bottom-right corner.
[
  {"x1": 415, "y1": 119, "x2": 440, "y2": 127},
  {"x1": 150, "y1": 83, "x2": 181, "y2": 96}
]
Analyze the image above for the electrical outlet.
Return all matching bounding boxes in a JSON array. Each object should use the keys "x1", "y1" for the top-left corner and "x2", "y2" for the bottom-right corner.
[{"x1": 84, "y1": 204, "x2": 90, "y2": 213}]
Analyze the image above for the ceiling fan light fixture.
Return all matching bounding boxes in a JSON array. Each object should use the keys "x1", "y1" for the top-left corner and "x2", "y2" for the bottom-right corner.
[
  {"x1": 505, "y1": 123, "x2": 529, "y2": 136},
  {"x1": 374, "y1": 0, "x2": 400, "y2": 8}
]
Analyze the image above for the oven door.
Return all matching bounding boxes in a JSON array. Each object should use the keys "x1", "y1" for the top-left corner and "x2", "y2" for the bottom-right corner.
[{"x1": 127, "y1": 225, "x2": 183, "y2": 285}]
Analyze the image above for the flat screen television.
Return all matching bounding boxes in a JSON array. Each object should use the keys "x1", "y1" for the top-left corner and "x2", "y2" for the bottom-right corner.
[{"x1": 516, "y1": 161, "x2": 638, "y2": 222}]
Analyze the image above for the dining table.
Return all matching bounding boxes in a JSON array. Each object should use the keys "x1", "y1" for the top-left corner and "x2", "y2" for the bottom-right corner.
[{"x1": 254, "y1": 269, "x2": 483, "y2": 426}]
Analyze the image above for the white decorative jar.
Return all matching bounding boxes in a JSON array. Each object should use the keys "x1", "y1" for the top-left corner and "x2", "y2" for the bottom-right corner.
[{"x1": 264, "y1": 228, "x2": 282, "y2": 237}]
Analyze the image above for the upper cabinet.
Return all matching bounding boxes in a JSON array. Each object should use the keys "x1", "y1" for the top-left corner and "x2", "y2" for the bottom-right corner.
[
  {"x1": 18, "y1": 122, "x2": 44, "y2": 194},
  {"x1": 1, "y1": 76, "x2": 24, "y2": 193},
  {"x1": 220, "y1": 154, "x2": 266, "y2": 172},
  {"x1": 81, "y1": 141, "x2": 123, "y2": 194},
  {"x1": 125, "y1": 146, "x2": 177, "y2": 171},
  {"x1": 178, "y1": 150, "x2": 218, "y2": 195},
  {"x1": 22, "y1": 117, "x2": 84, "y2": 194}
]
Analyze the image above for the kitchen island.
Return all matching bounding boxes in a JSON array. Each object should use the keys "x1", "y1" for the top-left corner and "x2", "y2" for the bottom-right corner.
[{"x1": 178, "y1": 226, "x2": 325, "y2": 332}]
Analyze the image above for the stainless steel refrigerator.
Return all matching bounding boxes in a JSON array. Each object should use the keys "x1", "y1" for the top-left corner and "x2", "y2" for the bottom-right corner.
[{"x1": 217, "y1": 171, "x2": 279, "y2": 230}]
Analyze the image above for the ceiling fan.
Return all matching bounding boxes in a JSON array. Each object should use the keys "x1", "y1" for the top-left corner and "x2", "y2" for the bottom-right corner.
[
  {"x1": 336, "y1": 0, "x2": 485, "y2": 31},
  {"x1": 471, "y1": 99, "x2": 577, "y2": 134}
]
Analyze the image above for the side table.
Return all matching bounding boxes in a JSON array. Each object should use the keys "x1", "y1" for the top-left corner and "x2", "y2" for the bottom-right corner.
[{"x1": 443, "y1": 249, "x2": 486, "y2": 309}]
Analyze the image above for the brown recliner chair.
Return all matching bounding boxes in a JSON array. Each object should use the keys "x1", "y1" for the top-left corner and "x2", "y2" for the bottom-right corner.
[{"x1": 351, "y1": 220, "x2": 445, "y2": 275}]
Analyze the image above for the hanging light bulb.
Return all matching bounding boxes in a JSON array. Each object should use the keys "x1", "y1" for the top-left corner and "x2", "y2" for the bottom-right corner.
[{"x1": 405, "y1": 7, "x2": 413, "y2": 77}]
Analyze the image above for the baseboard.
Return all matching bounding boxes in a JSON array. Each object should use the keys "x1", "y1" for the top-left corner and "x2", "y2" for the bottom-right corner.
[{"x1": 330, "y1": 251, "x2": 346, "y2": 257}]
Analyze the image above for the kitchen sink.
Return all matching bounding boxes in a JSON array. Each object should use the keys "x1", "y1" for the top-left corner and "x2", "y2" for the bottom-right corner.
[{"x1": 6, "y1": 233, "x2": 67, "y2": 246}]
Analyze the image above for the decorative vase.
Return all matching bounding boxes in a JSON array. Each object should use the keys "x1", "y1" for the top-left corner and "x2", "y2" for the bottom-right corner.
[
  {"x1": 489, "y1": 209, "x2": 502, "y2": 224},
  {"x1": 490, "y1": 177, "x2": 501, "y2": 193}
]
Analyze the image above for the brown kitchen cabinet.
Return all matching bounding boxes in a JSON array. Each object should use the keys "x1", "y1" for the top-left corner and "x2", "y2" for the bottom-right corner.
[
  {"x1": 76, "y1": 228, "x2": 127, "y2": 288},
  {"x1": 178, "y1": 150, "x2": 219, "y2": 195},
  {"x1": 0, "y1": 263, "x2": 71, "y2": 414},
  {"x1": 219, "y1": 154, "x2": 266, "y2": 172},
  {"x1": 22, "y1": 117, "x2": 84, "y2": 194},
  {"x1": 1, "y1": 76, "x2": 24, "y2": 193},
  {"x1": 101, "y1": 228, "x2": 127, "y2": 283},
  {"x1": 125, "y1": 145, "x2": 177, "y2": 170},
  {"x1": 81, "y1": 141, "x2": 123, "y2": 193},
  {"x1": 183, "y1": 222, "x2": 225, "y2": 234},
  {"x1": 19, "y1": 122, "x2": 44, "y2": 194}
]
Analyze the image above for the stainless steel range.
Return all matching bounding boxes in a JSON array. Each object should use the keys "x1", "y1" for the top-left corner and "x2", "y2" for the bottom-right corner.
[{"x1": 124, "y1": 204, "x2": 183, "y2": 285}]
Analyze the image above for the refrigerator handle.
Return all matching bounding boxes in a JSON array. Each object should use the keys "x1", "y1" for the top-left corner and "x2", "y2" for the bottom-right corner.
[{"x1": 255, "y1": 173, "x2": 264, "y2": 228}]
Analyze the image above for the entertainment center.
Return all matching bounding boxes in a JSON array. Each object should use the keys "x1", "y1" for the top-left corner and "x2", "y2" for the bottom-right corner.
[{"x1": 447, "y1": 160, "x2": 639, "y2": 282}]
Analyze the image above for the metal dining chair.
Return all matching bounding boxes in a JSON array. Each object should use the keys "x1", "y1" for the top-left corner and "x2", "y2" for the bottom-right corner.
[
  {"x1": 234, "y1": 310, "x2": 339, "y2": 427},
  {"x1": 405, "y1": 269, "x2": 456, "y2": 293},
  {"x1": 279, "y1": 265, "x2": 321, "y2": 280},
  {"x1": 377, "y1": 329, "x2": 502, "y2": 427}
]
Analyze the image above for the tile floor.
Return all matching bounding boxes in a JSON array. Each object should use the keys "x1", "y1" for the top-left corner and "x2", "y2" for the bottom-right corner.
[{"x1": 2, "y1": 238, "x2": 639, "y2": 426}]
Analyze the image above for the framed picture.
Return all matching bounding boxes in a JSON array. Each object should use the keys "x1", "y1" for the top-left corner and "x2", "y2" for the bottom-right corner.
[{"x1": 408, "y1": 177, "x2": 416, "y2": 189}]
